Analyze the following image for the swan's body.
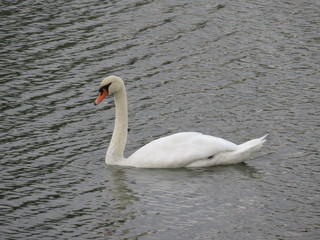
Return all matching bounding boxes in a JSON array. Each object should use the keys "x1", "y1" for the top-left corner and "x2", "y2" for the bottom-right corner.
[{"x1": 94, "y1": 76, "x2": 267, "y2": 168}]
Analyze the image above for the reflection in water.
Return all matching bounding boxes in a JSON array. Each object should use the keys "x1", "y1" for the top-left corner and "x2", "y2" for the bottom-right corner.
[
  {"x1": 99, "y1": 167, "x2": 139, "y2": 238},
  {"x1": 99, "y1": 163, "x2": 262, "y2": 239}
]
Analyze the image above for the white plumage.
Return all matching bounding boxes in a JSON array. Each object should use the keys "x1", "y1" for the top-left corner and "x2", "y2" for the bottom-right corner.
[{"x1": 94, "y1": 76, "x2": 267, "y2": 168}]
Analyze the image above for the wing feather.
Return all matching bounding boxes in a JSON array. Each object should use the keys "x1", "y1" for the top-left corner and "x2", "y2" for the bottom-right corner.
[{"x1": 127, "y1": 132, "x2": 238, "y2": 168}]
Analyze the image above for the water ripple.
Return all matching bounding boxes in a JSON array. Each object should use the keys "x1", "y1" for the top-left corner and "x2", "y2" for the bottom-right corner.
[{"x1": 1, "y1": 0, "x2": 319, "y2": 239}]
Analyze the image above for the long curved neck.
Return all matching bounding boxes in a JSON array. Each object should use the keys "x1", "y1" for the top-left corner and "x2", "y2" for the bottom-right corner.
[{"x1": 106, "y1": 85, "x2": 128, "y2": 164}]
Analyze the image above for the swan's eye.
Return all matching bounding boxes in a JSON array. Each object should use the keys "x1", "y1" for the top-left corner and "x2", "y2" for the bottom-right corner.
[{"x1": 99, "y1": 83, "x2": 112, "y2": 93}]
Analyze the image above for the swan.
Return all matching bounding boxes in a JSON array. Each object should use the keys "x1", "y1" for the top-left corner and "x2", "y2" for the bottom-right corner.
[{"x1": 94, "y1": 75, "x2": 267, "y2": 168}]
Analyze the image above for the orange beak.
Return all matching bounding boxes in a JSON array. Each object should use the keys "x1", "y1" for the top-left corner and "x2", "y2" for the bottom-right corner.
[{"x1": 94, "y1": 89, "x2": 108, "y2": 105}]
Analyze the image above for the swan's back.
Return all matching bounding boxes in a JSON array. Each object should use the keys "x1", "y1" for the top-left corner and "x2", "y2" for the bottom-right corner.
[{"x1": 125, "y1": 132, "x2": 239, "y2": 168}]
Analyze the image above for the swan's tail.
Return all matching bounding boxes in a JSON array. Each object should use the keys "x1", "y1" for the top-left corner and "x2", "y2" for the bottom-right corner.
[
  {"x1": 239, "y1": 134, "x2": 267, "y2": 152},
  {"x1": 233, "y1": 134, "x2": 268, "y2": 163},
  {"x1": 216, "y1": 134, "x2": 267, "y2": 165}
]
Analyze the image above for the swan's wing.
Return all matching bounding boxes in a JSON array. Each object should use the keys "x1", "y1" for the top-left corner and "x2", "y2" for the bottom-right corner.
[{"x1": 126, "y1": 132, "x2": 238, "y2": 168}]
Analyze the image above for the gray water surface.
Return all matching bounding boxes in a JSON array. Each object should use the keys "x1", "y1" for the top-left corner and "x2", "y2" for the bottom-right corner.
[{"x1": 1, "y1": 0, "x2": 319, "y2": 239}]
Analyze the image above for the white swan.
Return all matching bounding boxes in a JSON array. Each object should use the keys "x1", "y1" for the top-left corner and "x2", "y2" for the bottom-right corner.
[{"x1": 94, "y1": 76, "x2": 267, "y2": 168}]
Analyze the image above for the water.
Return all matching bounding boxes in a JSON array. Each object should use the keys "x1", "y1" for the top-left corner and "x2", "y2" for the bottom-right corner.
[{"x1": 1, "y1": 0, "x2": 319, "y2": 239}]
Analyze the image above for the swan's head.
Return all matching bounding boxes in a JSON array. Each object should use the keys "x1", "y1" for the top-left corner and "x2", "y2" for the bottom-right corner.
[{"x1": 94, "y1": 76, "x2": 124, "y2": 105}]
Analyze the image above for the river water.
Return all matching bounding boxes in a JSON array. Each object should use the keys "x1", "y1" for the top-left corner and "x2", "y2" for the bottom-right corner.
[{"x1": 1, "y1": 0, "x2": 319, "y2": 239}]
